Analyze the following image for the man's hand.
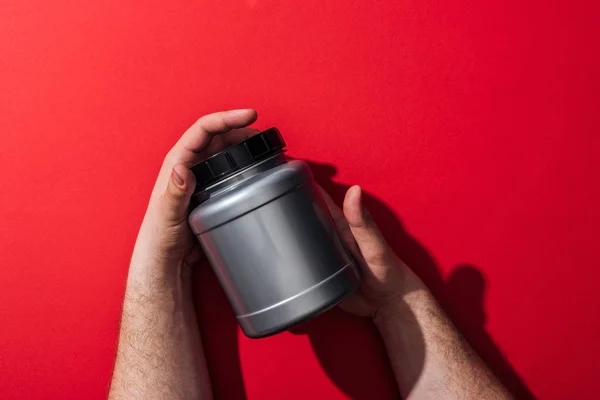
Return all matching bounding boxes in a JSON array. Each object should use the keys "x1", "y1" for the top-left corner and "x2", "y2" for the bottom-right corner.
[
  {"x1": 131, "y1": 109, "x2": 260, "y2": 279},
  {"x1": 320, "y1": 185, "x2": 512, "y2": 399},
  {"x1": 319, "y1": 185, "x2": 419, "y2": 318},
  {"x1": 109, "y1": 109, "x2": 259, "y2": 400}
]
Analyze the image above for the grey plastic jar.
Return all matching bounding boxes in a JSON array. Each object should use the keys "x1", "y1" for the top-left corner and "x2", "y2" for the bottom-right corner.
[{"x1": 188, "y1": 128, "x2": 360, "y2": 338}]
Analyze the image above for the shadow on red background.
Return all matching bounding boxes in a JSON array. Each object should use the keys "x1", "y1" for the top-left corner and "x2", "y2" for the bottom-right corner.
[{"x1": 193, "y1": 159, "x2": 536, "y2": 399}]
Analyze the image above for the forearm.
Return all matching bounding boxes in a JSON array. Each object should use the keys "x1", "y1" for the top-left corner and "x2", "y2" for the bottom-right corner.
[
  {"x1": 109, "y1": 263, "x2": 212, "y2": 400},
  {"x1": 374, "y1": 276, "x2": 511, "y2": 400}
]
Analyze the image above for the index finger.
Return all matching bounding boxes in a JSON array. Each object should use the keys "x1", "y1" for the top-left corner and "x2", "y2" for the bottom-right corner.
[{"x1": 171, "y1": 109, "x2": 258, "y2": 166}]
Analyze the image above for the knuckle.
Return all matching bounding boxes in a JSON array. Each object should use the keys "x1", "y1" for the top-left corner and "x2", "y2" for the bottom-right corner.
[
  {"x1": 366, "y1": 241, "x2": 392, "y2": 265},
  {"x1": 198, "y1": 112, "x2": 228, "y2": 133},
  {"x1": 164, "y1": 187, "x2": 183, "y2": 203}
]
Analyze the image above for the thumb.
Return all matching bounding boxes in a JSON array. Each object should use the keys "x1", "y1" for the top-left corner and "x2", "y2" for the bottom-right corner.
[
  {"x1": 343, "y1": 186, "x2": 392, "y2": 267},
  {"x1": 159, "y1": 163, "x2": 196, "y2": 227}
]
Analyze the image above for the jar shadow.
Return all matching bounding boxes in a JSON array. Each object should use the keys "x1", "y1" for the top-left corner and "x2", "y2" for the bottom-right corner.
[{"x1": 298, "y1": 159, "x2": 536, "y2": 400}]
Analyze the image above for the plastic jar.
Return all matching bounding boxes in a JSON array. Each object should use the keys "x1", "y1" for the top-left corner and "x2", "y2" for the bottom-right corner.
[{"x1": 189, "y1": 128, "x2": 360, "y2": 338}]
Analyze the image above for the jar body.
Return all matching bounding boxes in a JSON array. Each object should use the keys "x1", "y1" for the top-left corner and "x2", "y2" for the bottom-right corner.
[{"x1": 188, "y1": 158, "x2": 360, "y2": 338}]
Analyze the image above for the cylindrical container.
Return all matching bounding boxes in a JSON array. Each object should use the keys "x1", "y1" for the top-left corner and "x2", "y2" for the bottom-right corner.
[{"x1": 188, "y1": 128, "x2": 360, "y2": 338}]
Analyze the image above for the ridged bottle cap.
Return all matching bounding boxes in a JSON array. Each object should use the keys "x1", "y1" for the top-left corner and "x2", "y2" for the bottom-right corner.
[{"x1": 190, "y1": 127, "x2": 286, "y2": 192}]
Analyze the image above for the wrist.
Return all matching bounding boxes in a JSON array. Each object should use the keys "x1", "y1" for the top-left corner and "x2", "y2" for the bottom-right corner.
[
  {"x1": 128, "y1": 260, "x2": 181, "y2": 282},
  {"x1": 127, "y1": 255, "x2": 190, "y2": 296},
  {"x1": 372, "y1": 273, "x2": 433, "y2": 330}
]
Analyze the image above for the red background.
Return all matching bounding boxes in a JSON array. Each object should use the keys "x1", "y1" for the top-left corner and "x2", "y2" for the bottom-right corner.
[{"x1": 1, "y1": 0, "x2": 599, "y2": 398}]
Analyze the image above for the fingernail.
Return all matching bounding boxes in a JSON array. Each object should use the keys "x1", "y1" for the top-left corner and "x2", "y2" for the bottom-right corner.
[
  {"x1": 172, "y1": 165, "x2": 185, "y2": 188},
  {"x1": 355, "y1": 186, "x2": 370, "y2": 220},
  {"x1": 353, "y1": 185, "x2": 363, "y2": 206}
]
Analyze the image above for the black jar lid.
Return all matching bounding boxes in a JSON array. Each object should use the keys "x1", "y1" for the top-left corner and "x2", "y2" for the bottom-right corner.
[{"x1": 190, "y1": 127, "x2": 286, "y2": 192}]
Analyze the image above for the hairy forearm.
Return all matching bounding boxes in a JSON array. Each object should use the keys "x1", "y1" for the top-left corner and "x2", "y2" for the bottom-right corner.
[
  {"x1": 109, "y1": 264, "x2": 212, "y2": 400},
  {"x1": 374, "y1": 277, "x2": 511, "y2": 400}
]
